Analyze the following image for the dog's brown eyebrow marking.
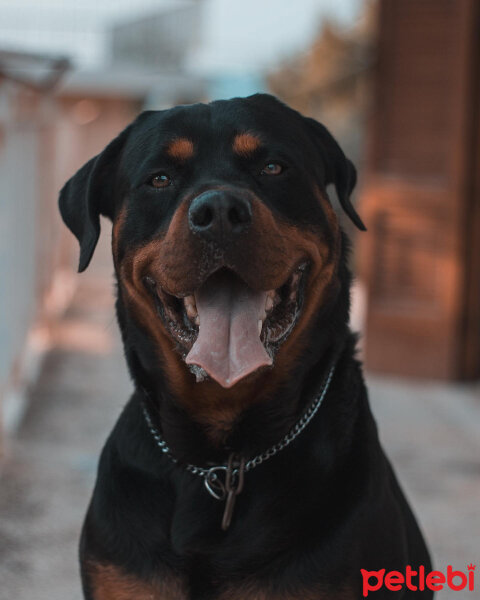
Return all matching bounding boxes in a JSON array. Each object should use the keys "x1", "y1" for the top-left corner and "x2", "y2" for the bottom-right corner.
[
  {"x1": 166, "y1": 137, "x2": 194, "y2": 161},
  {"x1": 233, "y1": 132, "x2": 262, "y2": 156}
]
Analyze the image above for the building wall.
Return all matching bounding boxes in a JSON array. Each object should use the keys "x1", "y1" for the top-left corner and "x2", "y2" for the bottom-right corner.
[
  {"x1": 0, "y1": 83, "x2": 52, "y2": 442},
  {"x1": 0, "y1": 82, "x2": 141, "y2": 454},
  {"x1": 358, "y1": 0, "x2": 480, "y2": 379}
]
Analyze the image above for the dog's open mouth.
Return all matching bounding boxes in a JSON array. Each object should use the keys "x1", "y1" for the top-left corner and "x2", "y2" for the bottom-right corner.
[{"x1": 144, "y1": 264, "x2": 307, "y2": 388}]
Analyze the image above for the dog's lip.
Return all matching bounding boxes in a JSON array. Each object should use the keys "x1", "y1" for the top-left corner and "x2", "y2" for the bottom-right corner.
[
  {"x1": 260, "y1": 262, "x2": 308, "y2": 344},
  {"x1": 148, "y1": 261, "x2": 308, "y2": 300},
  {"x1": 143, "y1": 262, "x2": 309, "y2": 377}
]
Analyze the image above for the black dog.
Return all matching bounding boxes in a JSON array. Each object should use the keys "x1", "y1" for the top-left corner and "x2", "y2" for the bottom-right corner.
[{"x1": 59, "y1": 94, "x2": 432, "y2": 599}]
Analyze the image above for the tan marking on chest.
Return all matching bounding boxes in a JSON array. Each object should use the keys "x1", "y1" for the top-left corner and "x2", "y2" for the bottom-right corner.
[
  {"x1": 218, "y1": 581, "x2": 355, "y2": 600},
  {"x1": 88, "y1": 562, "x2": 188, "y2": 600}
]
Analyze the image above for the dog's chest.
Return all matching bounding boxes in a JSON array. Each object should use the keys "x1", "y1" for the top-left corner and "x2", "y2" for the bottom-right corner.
[
  {"x1": 88, "y1": 562, "x2": 189, "y2": 600},
  {"x1": 216, "y1": 585, "x2": 355, "y2": 600},
  {"x1": 88, "y1": 562, "x2": 354, "y2": 600}
]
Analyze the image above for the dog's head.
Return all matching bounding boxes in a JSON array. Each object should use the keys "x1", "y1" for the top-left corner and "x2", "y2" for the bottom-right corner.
[{"x1": 59, "y1": 94, "x2": 363, "y2": 429}]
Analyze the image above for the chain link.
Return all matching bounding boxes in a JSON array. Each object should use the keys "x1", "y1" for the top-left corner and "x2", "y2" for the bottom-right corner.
[{"x1": 142, "y1": 363, "x2": 336, "y2": 483}]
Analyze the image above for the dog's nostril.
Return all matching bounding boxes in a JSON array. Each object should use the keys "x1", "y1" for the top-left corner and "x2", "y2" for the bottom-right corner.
[
  {"x1": 228, "y1": 204, "x2": 249, "y2": 227},
  {"x1": 194, "y1": 205, "x2": 214, "y2": 228}
]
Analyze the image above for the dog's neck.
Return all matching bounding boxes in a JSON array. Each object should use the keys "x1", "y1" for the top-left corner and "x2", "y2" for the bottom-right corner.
[{"x1": 135, "y1": 327, "x2": 349, "y2": 470}]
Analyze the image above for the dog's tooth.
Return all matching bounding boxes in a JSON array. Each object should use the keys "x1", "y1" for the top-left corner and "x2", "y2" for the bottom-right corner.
[
  {"x1": 258, "y1": 320, "x2": 263, "y2": 335},
  {"x1": 183, "y1": 295, "x2": 195, "y2": 308},
  {"x1": 265, "y1": 295, "x2": 274, "y2": 312},
  {"x1": 186, "y1": 304, "x2": 198, "y2": 320},
  {"x1": 194, "y1": 315, "x2": 200, "y2": 326}
]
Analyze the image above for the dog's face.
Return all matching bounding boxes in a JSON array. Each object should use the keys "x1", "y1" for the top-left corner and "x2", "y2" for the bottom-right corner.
[{"x1": 60, "y1": 94, "x2": 363, "y2": 426}]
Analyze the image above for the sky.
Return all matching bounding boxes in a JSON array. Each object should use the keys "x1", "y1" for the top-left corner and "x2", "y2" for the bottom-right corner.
[
  {"x1": 193, "y1": 0, "x2": 361, "y2": 74},
  {"x1": 0, "y1": 0, "x2": 362, "y2": 74}
]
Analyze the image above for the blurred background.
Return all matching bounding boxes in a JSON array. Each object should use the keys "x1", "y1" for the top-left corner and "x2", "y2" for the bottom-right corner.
[{"x1": 0, "y1": 1, "x2": 479, "y2": 598}]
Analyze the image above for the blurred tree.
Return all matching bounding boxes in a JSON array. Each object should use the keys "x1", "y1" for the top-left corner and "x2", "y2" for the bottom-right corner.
[{"x1": 268, "y1": 0, "x2": 376, "y2": 166}]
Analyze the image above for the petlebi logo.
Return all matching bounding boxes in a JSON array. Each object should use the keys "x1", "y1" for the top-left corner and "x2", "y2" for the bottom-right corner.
[{"x1": 361, "y1": 564, "x2": 476, "y2": 596}]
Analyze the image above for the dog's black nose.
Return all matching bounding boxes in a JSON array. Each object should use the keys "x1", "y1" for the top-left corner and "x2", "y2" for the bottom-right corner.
[{"x1": 188, "y1": 190, "x2": 252, "y2": 240}]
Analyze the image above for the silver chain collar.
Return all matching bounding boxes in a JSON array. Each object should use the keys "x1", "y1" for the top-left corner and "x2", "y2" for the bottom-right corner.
[{"x1": 141, "y1": 362, "x2": 336, "y2": 500}]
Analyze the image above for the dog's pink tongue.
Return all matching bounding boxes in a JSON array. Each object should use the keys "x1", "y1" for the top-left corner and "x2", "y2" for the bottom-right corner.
[{"x1": 185, "y1": 271, "x2": 272, "y2": 388}]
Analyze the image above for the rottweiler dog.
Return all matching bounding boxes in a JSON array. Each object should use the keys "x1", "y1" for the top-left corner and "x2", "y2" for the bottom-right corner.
[{"x1": 59, "y1": 94, "x2": 432, "y2": 599}]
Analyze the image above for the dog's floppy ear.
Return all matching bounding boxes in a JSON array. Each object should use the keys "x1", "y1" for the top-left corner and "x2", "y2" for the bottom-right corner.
[
  {"x1": 304, "y1": 117, "x2": 366, "y2": 231},
  {"x1": 59, "y1": 125, "x2": 131, "y2": 272}
]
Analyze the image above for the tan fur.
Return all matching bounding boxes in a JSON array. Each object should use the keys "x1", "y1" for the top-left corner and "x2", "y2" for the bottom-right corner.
[
  {"x1": 87, "y1": 562, "x2": 187, "y2": 600},
  {"x1": 166, "y1": 137, "x2": 194, "y2": 161},
  {"x1": 219, "y1": 581, "x2": 355, "y2": 600},
  {"x1": 233, "y1": 132, "x2": 262, "y2": 156}
]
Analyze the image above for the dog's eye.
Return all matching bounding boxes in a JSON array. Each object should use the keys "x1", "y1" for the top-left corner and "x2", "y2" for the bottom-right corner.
[
  {"x1": 150, "y1": 173, "x2": 171, "y2": 188},
  {"x1": 261, "y1": 163, "x2": 283, "y2": 176}
]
